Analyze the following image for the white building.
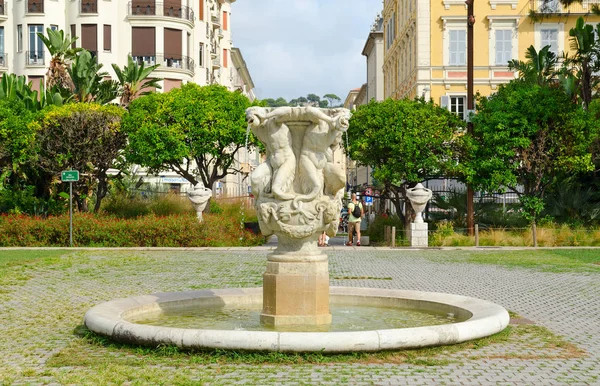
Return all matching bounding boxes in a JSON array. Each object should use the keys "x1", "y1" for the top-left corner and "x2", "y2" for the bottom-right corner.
[
  {"x1": 0, "y1": 0, "x2": 257, "y2": 196},
  {"x1": 0, "y1": 0, "x2": 254, "y2": 93}
]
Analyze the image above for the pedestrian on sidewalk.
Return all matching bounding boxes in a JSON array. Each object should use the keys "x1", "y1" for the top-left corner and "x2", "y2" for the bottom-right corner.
[{"x1": 346, "y1": 193, "x2": 364, "y2": 246}]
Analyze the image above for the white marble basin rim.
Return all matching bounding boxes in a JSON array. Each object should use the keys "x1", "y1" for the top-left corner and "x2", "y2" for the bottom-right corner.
[{"x1": 84, "y1": 287, "x2": 510, "y2": 353}]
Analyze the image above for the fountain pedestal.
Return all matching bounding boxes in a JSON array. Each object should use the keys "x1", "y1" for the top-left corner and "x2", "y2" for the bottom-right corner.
[
  {"x1": 261, "y1": 258, "x2": 331, "y2": 326},
  {"x1": 246, "y1": 106, "x2": 351, "y2": 327}
]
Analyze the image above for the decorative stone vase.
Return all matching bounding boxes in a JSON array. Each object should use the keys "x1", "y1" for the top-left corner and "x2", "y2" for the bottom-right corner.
[
  {"x1": 246, "y1": 106, "x2": 351, "y2": 326},
  {"x1": 188, "y1": 183, "x2": 212, "y2": 222},
  {"x1": 406, "y1": 183, "x2": 432, "y2": 224}
]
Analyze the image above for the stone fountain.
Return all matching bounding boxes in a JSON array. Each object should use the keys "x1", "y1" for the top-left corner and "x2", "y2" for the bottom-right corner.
[
  {"x1": 83, "y1": 106, "x2": 509, "y2": 353},
  {"x1": 245, "y1": 106, "x2": 349, "y2": 326}
]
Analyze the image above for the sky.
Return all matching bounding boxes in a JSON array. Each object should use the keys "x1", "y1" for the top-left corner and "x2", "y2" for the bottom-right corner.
[{"x1": 231, "y1": 0, "x2": 382, "y2": 103}]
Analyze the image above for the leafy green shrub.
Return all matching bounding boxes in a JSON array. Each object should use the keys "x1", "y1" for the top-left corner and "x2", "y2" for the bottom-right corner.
[
  {"x1": 364, "y1": 214, "x2": 406, "y2": 244},
  {"x1": 209, "y1": 199, "x2": 223, "y2": 214},
  {"x1": 148, "y1": 194, "x2": 193, "y2": 216},
  {"x1": 0, "y1": 211, "x2": 264, "y2": 247},
  {"x1": 101, "y1": 194, "x2": 150, "y2": 218},
  {"x1": 0, "y1": 185, "x2": 66, "y2": 216}
]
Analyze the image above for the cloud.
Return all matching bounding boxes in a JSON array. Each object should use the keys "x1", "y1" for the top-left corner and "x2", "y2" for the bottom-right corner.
[{"x1": 231, "y1": 0, "x2": 381, "y2": 102}]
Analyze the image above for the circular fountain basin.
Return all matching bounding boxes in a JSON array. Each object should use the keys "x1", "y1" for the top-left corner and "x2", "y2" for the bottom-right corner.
[{"x1": 84, "y1": 287, "x2": 509, "y2": 353}]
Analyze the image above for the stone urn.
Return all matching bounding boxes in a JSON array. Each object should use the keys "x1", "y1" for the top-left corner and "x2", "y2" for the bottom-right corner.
[
  {"x1": 246, "y1": 106, "x2": 351, "y2": 326},
  {"x1": 406, "y1": 183, "x2": 432, "y2": 224},
  {"x1": 188, "y1": 183, "x2": 212, "y2": 222}
]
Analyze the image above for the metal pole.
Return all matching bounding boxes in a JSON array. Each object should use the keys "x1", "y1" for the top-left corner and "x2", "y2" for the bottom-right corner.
[
  {"x1": 466, "y1": 0, "x2": 475, "y2": 236},
  {"x1": 69, "y1": 181, "x2": 73, "y2": 247}
]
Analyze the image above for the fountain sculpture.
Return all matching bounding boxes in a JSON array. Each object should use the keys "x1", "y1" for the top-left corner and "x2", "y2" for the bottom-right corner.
[
  {"x1": 84, "y1": 106, "x2": 509, "y2": 352},
  {"x1": 188, "y1": 183, "x2": 212, "y2": 222},
  {"x1": 245, "y1": 106, "x2": 349, "y2": 326},
  {"x1": 406, "y1": 183, "x2": 433, "y2": 247}
]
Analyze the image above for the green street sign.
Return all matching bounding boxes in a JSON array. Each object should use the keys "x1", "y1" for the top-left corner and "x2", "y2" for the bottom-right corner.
[{"x1": 61, "y1": 170, "x2": 79, "y2": 182}]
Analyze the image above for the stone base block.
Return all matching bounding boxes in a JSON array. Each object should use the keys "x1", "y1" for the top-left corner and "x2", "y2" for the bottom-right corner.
[
  {"x1": 408, "y1": 223, "x2": 429, "y2": 247},
  {"x1": 261, "y1": 260, "x2": 331, "y2": 326}
]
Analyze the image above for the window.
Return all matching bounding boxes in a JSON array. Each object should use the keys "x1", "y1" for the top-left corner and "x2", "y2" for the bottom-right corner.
[
  {"x1": 81, "y1": 24, "x2": 98, "y2": 58},
  {"x1": 199, "y1": 0, "x2": 204, "y2": 21},
  {"x1": 223, "y1": 48, "x2": 227, "y2": 68},
  {"x1": 541, "y1": 28, "x2": 558, "y2": 56},
  {"x1": 17, "y1": 25, "x2": 23, "y2": 52},
  {"x1": 386, "y1": 13, "x2": 396, "y2": 49},
  {"x1": 198, "y1": 42, "x2": 204, "y2": 67},
  {"x1": 103, "y1": 25, "x2": 111, "y2": 51},
  {"x1": 29, "y1": 24, "x2": 44, "y2": 63},
  {"x1": 495, "y1": 29, "x2": 512, "y2": 66},
  {"x1": 223, "y1": 11, "x2": 228, "y2": 31},
  {"x1": 0, "y1": 27, "x2": 4, "y2": 66},
  {"x1": 70, "y1": 25, "x2": 76, "y2": 49},
  {"x1": 449, "y1": 29, "x2": 466, "y2": 66},
  {"x1": 450, "y1": 96, "x2": 466, "y2": 120},
  {"x1": 50, "y1": 25, "x2": 59, "y2": 31}
]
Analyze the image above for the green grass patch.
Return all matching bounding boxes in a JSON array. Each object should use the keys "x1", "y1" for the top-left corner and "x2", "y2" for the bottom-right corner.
[
  {"x1": 45, "y1": 319, "x2": 580, "y2": 374},
  {"x1": 426, "y1": 249, "x2": 600, "y2": 273}
]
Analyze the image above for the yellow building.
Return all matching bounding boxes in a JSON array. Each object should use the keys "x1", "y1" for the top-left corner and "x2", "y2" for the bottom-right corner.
[{"x1": 382, "y1": 0, "x2": 600, "y2": 116}]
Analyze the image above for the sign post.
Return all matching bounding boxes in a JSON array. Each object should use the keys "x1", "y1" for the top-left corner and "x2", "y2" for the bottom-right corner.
[{"x1": 61, "y1": 170, "x2": 79, "y2": 247}]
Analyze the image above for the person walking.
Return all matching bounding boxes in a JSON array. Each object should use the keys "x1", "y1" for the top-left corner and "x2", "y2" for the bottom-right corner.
[{"x1": 346, "y1": 193, "x2": 364, "y2": 246}]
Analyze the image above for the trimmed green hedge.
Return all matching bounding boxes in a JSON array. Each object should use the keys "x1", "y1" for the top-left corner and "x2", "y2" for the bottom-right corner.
[{"x1": 0, "y1": 212, "x2": 264, "y2": 247}]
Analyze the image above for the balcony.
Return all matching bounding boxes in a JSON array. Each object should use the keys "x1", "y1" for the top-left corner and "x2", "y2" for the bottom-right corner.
[
  {"x1": 211, "y1": 13, "x2": 221, "y2": 28},
  {"x1": 26, "y1": 0, "x2": 44, "y2": 13},
  {"x1": 212, "y1": 56, "x2": 221, "y2": 69},
  {"x1": 0, "y1": 53, "x2": 7, "y2": 68},
  {"x1": 530, "y1": 0, "x2": 600, "y2": 15},
  {"x1": 80, "y1": 0, "x2": 98, "y2": 13},
  {"x1": 129, "y1": 53, "x2": 195, "y2": 73},
  {"x1": 128, "y1": 2, "x2": 194, "y2": 23},
  {"x1": 26, "y1": 50, "x2": 45, "y2": 66},
  {"x1": 0, "y1": 2, "x2": 7, "y2": 17}
]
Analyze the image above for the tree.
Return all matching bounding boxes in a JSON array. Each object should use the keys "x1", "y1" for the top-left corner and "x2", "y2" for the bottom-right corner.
[
  {"x1": 468, "y1": 80, "x2": 598, "y2": 226},
  {"x1": 346, "y1": 98, "x2": 466, "y2": 225},
  {"x1": 0, "y1": 99, "x2": 37, "y2": 183},
  {"x1": 123, "y1": 83, "x2": 254, "y2": 191},
  {"x1": 307, "y1": 93, "x2": 320, "y2": 106},
  {"x1": 112, "y1": 55, "x2": 161, "y2": 107},
  {"x1": 297, "y1": 96, "x2": 308, "y2": 106},
  {"x1": 68, "y1": 50, "x2": 119, "y2": 104},
  {"x1": 323, "y1": 93, "x2": 341, "y2": 108},
  {"x1": 35, "y1": 103, "x2": 126, "y2": 212},
  {"x1": 508, "y1": 45, "x2": 557, "y2": 86},
  {"x1": 37, "y1": 28, "x2": 81, "y2": 91},
  {"x1": 560, "y1": 17, "x2": 600, "y2": 110},
  {"x1": 318, "y1": 100, "x2": 329, "y2": 108}
]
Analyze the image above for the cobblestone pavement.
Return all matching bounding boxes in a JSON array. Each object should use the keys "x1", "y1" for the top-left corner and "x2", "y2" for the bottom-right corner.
[{"x1": 0, "y1": 247, "x2": 599, "y2": 385}]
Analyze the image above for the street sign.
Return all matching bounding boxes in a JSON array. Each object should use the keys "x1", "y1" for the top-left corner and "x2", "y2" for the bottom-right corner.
[
  {"x1": 61, "y1": 170, "x2": 79, "y2": 182},
  {"x1": 365, "y1": 196, "x2": 373, "y2": 206}
]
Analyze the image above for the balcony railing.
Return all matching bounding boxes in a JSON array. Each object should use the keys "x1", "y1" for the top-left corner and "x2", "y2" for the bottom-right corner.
[
  {"x1": 0, "y1": 53, "x2": 7, "y2": 67},
  {"x1": 26, "y1": 0, "x2": 44, "y2": 13},
  {"x1": 80, "y1": 0, "x2": 98, "y2": 13},
  {"x1": 129, "y1": 53, "x2": 195, "y2": 73},
  {"x1": 212, "y1": 56, "x2": 221, "y2": 69},
  {"x1": 128, "y1": 2, "x2": 194, "y2": 22},
  {"x1": 531, "y1": 0, "x2": 600, "y2": 14},
  {"x1": 0, "y1": 2, "x2": 7, "y2": 16},
  {"x1": 211, "y1": 13, "x2": 220, "y2": 28},
  {"x1": 26, "y1": 50, "x2": 45, "y2": 66}
]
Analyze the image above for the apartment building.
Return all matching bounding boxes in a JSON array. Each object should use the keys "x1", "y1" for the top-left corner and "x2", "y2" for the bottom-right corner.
[
  {"x1": 0, "y1": 0, "x2": 256, "y2": 196},
  {"x1": 343, "y1": 14, "x2": 385, "y2": 192},
  {"x1": 0, "y1": 0, "x2": 255, "y2": 95},
  {"x1": 382, "y1": 0, "x2": 600, "y2": 117}
]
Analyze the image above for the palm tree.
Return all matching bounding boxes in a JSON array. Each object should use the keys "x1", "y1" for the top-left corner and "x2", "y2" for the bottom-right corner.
[
  {"x1": 68, "y1": 50, "x2": 118, "y2": 103},
  {"x1": 37, "y1": 28, "x2": 81, "y2": 91},
  {"x1": 111, "y1": 55, "x2": 161, "y2": 107},
  {"x1": 508, "y1": 45, "x2": 557, "y2": 85},
  {"x1": 561, "y1": 17, "x2": 600, "y2": 110}
]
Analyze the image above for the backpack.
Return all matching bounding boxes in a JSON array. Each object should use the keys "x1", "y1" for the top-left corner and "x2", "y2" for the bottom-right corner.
[{"x1": 351, "y1": 202, "x2": 362, "y2": 218}]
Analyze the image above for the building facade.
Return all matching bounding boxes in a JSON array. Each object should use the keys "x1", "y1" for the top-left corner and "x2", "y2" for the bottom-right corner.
[
  {"x1": 0, "y1": 0, "x2": 254, "y2": 95},
  {"x1": 0, "y1": 0, "x2": 257, "y2": 197},
  {"x1": 382, "y1": 0, "x2": 600, "y2": 117}
]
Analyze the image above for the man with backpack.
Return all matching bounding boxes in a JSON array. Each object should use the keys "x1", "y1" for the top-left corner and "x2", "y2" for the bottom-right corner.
[{"x1": 346, "y1": 192, "x2": 364, "y2": 246}]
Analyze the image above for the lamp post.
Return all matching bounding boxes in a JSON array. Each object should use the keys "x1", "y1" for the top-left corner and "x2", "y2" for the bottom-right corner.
[{"x1": 466, "y1": 0, "x2": 475, "y2": 236}]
